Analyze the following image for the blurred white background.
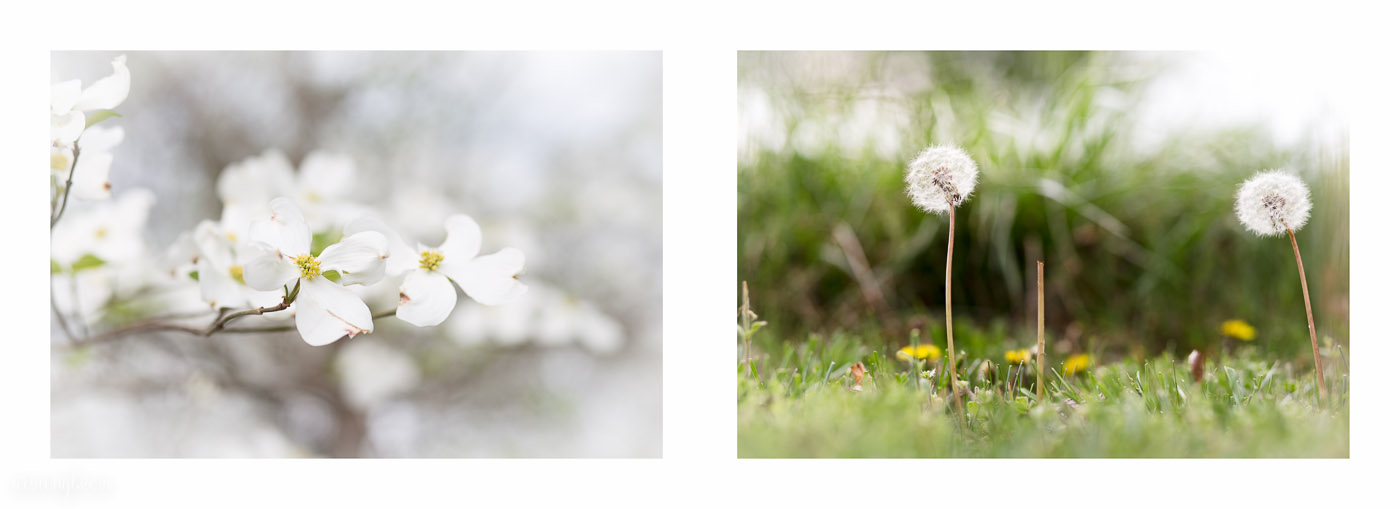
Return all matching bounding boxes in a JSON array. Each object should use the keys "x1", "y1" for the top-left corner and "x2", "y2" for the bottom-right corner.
[{"x1": 49, "y1": 51, "x2": 660, "y2": 457}]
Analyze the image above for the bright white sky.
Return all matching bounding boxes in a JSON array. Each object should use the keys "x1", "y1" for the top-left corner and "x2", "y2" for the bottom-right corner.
[{"x1": 1134, "y1": 51, "x2": 1348, "y2": 149}]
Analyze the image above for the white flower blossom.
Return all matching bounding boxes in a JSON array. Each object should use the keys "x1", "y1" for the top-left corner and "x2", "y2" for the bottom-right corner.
[
  {"x1": 446, "y1": 283, "x2": 622, "y2": 354},
  {"x1": 52, "y1": 125, "x2": 124, "y2": 201},
  {"x1": 1235, "y1": 170, "x2": 1312, "y2": 236},
  {"x1": 50, "y1": 54, "x2": 130, "y2": 148},
  {"x1": 51, "y1": 55, "x2": 130, "y2": 201},
  {"x1": 345, "y1": 214, "x2": 527, "y2": 327},
  {"x1": 51, "y1": 189, "x2": 154, "y2": 268},
  {"x1": 243, "y1": 198, "x2": 388, "y2": 346},
  {"x1": 905, "y1": 144, "x2": 979, "y2": 213},
  {"x1": 217, "y1": 149, "x2": 368, "y2": 232},
  {"x1": 535, "y1": 287, "x2": 624, "y2": 354},
  {"x1": 193, "y1": 220, "x2": 283, "y2": 310}
]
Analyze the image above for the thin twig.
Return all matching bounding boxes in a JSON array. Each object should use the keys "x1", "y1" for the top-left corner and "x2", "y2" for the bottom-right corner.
[
  {"x1": 206, "y1": 297, "x2": 294, "y2": 335},
  {"x1": 1287, "y1": 228, "x2": 1325, "y2": 403},
  {"x1": 50, "y1": 143, "x2": 82, "y2": 228},
  {"x1": 50, "y1": 288, "x2": 78, "y2": 346},
  {"x1": 71, "y1": 320, "x2": 206, "y2": 347}
]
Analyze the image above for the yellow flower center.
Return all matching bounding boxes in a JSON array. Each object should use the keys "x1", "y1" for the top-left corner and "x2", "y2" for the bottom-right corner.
[
  {"x1": 51, "y1": 150, "x2": 72, "y2": 171},
  {"x1": 228, "y1": 265, "x2": 245, "y2": 285},
  {"x1": 419, "y1": 250, "x2": 444, "y2": 272},
  {"x1": 295, "y1": 254, "x2": 321, "y2": 279},
  {"x1": 94, "y1": 227, "x2": 108, "y2": 239},
  {"x1": 226, "y1": 232, "x2": 238, "y2": 243}
]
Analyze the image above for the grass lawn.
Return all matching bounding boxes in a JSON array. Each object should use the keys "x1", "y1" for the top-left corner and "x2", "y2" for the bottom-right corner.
[{"x1": 738, "y1": 331, "x2": 1348, "y2": 458}]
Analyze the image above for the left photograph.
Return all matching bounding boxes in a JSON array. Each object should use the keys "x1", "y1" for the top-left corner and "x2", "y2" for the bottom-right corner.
[{"x1": 48, "y1": 51, "x2": 661, "y2": 457}]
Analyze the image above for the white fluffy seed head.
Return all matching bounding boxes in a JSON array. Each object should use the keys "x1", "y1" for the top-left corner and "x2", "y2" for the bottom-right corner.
[
  {"x1": 905, "y1": 145, "x2": 979, "y2": 213},
  {"x1": 1234, "y1": 170, "x2": 1312, "y2": 237}
]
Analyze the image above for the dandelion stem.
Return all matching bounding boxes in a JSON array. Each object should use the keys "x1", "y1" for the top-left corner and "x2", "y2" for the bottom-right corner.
[
  {"x1": 1287, "y1": 228, "x2": 1325, "y2": 403},
  {"x1": 1037, "y1": 260, "x2": 1045, "y2": 403},
  {"x1": 742, "y1": 281, "x2": 752, "y2": 376},
  {"x1": 50, "y1": 143, "x2": 82, "y2": 229},
  {"x1": 945, "y1": 202, "x2": 962, "y2": 412}
]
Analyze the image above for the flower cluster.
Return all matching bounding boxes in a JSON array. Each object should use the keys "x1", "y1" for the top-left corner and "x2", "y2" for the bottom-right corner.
[
  {"x1": 50, "y1": 55, "x2": 130, "y2": 205},
  {"x1": 180, "y1": 151, "x2": 530, "y2": 346},
  {"x1": 51, "y1": 56, "x2": 530, "y2": 348}
]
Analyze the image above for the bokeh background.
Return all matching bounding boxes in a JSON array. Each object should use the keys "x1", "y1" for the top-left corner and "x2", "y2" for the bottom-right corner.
[
  {"x1": 50, "y1": 51, "x2": 660, "y2": 457},
  {"x1": 739, "y1": 51, "x2": 1347, "y2": 363}
]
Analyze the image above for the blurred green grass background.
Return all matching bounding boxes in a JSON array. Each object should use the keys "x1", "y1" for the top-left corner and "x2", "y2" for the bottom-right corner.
[{"x1": 738, "y1": 51, "x2": 1348, "y2": 363}]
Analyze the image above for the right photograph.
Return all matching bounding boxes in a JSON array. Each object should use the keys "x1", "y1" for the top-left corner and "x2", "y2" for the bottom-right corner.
[{"x1": 737, "y1": 51, "x2": 1348, "y2": 457}]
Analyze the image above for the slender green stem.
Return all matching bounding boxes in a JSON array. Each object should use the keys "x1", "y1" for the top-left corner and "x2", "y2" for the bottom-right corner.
[
  {"x1": 945, "y1": 202, "x2": 962, "y2": 412},
  {"x1": 1287, "y1": 229, "x2": 1325, "y2": 403},
  {"x1": 50, "y1": 143, "x2": 82, "y2": 229}
]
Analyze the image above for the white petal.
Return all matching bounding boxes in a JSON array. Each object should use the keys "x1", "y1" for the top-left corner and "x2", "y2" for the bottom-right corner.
[
  {"x1": 396, "y1": 271, "x2": 457, "y2": 327},
  {"x1": 67, "y1": 151, "x2": 113, "y2": 200},
  {"x1": 193, "y1": 220, "x2": 234, "y2": 267},
  {"x1": 437, "y1": 214, "x2": 481, "y2": 260},
  {"x1": 344, "y1": 215, "x2": 417, "y2": 276},
  {"x1": 160, "y1": 230, "x2": 201, "y2": 277},
  {"x1": 51, "y1": 110, "x2": 85, "y2": 145},
  {"x1": 84, "y1": 190, "x2": 153, "y2": 266},
  {"x1": 240, "y1": 285, "x2": 286, "y2": 309},
  {"x1": 218, "y1": 203, "x2": 259, "y2": 242},
  {"x1": 73, "y1": 55, "x2": 131, "y2": 111},
  {"x1": 442, "y1": 248, "x2": 527, "y2": 306},
  {"x1": 318, "y1": 231, "x2": 387, "y2": 285},
  {"x1": 51, "y1": 79, "x2": 81, "y2": 113},
  {"x1": 217, "y1": 149, "x2": 297, "y2": 207},
  {"x1": 197, "y1": 257, "x2": 241, "y2": 309},
  {"x1": 297, "y1": 151, "x2": 355, "y2": 200},
  {"x1": 295, "y1": 277, "x2": 373, "y2": 346},
  {"x1": 242, "y1": 244, "x2": 298, "y2": 291},
  {"x1": 248, "y1": 197, "x2": 311, "y2": 256},
  {"x1": 78, "y1": 125, "x2": 124, "y2": 153}
]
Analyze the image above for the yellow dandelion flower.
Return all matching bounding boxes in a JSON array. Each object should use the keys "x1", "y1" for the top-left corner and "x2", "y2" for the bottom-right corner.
[
  {"x1": 1220, "y1": 319, "x2": 1256, "y2": 341},
  {"x1": 1004, "y1": 348, "x2": 1031, "y2": 365},
  {"x1": 1063, "y1": 354, "x2": 1092, "y2": 376},
  {"x1": 897, "y1": 344, "x2": 942, "y2": 362}
]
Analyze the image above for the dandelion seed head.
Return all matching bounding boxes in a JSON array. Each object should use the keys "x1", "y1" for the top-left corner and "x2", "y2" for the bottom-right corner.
[
  {"x1": 905, "y1": 144, "x2": 979, "y2": 213},
  {"x1": 1235, "y1": 170, "x2": 1312, "y2": 236}
]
